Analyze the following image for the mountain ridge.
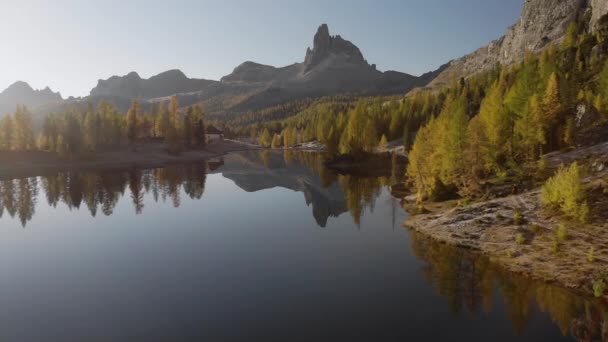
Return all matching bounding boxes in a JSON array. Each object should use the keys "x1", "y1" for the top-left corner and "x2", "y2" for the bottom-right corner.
[{"x1": 2, "y1": 0, "x2": 607, "y2": 117}]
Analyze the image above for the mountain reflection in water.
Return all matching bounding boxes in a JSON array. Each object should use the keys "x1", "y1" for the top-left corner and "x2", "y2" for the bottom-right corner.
[
  {"x1": 0, "y1": 150, "x2": 606, "y2": 341},
  {"x1": 0, "y1": 150, "x2": 400, "y2": 228}
]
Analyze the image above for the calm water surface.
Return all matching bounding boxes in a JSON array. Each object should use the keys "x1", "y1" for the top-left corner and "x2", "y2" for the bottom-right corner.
[{"x1": 0, "y1": 151, "x2": 605, "y2": 341}]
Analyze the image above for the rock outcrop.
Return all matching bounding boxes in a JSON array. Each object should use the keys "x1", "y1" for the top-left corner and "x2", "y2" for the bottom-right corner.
[
  {"x1": 429, "y1": 0, "x2": 592, "y2": 87},
  {"x1": 591, "y1": 0, "x2": 608, "y2": 33},
  {"x1": 0, "y1": 81, "x2": 62, "y2": 115},
  {"x1": 303, "y1": 23, "x2": 367, "y2": 71},
  {"x1": 82, "y1": 24, "x2": 422, "y2": 113}
]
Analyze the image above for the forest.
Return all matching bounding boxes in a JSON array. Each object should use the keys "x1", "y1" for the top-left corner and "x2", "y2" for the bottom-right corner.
[
  {"x1": 1, "y1": 14, "x2": 607, "y2": 211},
  {"x1": 222, "y1": 16, "x2": 608, "y2": 205},
  {"x1": 0, "y1": 95, "x2": 208, "y2": 156}
]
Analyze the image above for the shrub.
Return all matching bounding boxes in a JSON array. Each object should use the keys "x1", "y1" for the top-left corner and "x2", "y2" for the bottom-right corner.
[
  {"x1": 536, "y1": 156, "x2": 548, "y2": 179},
  {"x1": 587, "y1": 247, "x2": 595, "y2": 263},
  {"x1": 552, "y1": 240, "x2": 560, "y2": 253},
  {"x1": 593, "y1": 279, "x2": 605, "y2": 298},
  {"x1": 529, "y1": 223, "x2": 542, "y2": 235},
  {"x1": 513, "y1": 210, "x2": 524, "y2": 225},
  {"x1": 515, "y1": 233, "x2": 525, "y2": 245},
  {"x1": 556, "y1": 223, "x2": 568, "y2": 242},
  {"x1": 541, "y1": 162, "x2": 589, "y2": 223}
]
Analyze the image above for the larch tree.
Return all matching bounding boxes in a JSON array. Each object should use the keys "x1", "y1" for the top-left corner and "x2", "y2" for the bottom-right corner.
[
  {"x1": 192, "y1": 105, "x2": 206, "y2": 147},
  {"x1": 478, "y1": 78, "x2": 509, "y2": 170},
  {"x1": 362, "y1": 119, "x2": 378, "y2": 152},
  {"x1": 439, "y1": 95, "x2": 468, "y2": 188},
  {"x1": 514, "y1": 94, "x2": 545, "y2": 162},
  {"x1": 169, "y1": 95, "x2": 179, "y2": 127},
  {"x1": 83, "y1": 111, "x2": 98, "y2": 151},
  {"x1": 155, "y1": 101, "x2": 170, "y2": 138},
  {"x1": 271, "y1": 133, "x2": 282, "y2": 148},
  {"x1": 259, "y1": 128, "x2": 272, "y2": 148},
  {"x1": 540, "y1": 72, "x2": 562, "y2": 149},
  {"x1": 13, "y1": 106, "x2": 35, "y2": 151},
  {"x1": 183, "y1": 106, "x2": 194, "y2": 148},
  {"x1": 379, "y1": 134, "x2": 388, "y2": 149},
  {"x1": 126, "y1": 99, "x2": 140, "y2": 148},
  {"x1": 0, "y1": 115, "x2": 14, "y2": 150},
  {"x1": 598, "y1": 59, "x2": 608, "y2": 114}
]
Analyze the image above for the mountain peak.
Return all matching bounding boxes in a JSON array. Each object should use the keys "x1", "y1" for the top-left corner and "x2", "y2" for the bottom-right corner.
[
  {"x1": 0, "y1": 81, "x2": 62, "y2": 114},
  {"x1": 304, "y1": 24, "x2": 367, "y2": 71},
  {"x1": 4, "y1": 81, "x2": 34, "y2": 94}
]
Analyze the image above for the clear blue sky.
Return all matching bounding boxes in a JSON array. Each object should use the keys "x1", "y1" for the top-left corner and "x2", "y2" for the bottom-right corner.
[{"x1": 0, "y1": 0, "x2": 522, "y2": 98}]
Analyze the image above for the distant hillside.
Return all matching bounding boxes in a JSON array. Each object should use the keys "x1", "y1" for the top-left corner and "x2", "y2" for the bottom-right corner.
[
  {"x1": 2, "y1": 0, "x2": 608, "y2": 119},
  {"x1": 0, "y1": 81, "x2": 62, "y2": 115},
  {"x1": 85, "y1": 24, "x2": 424, "y2": 114}
]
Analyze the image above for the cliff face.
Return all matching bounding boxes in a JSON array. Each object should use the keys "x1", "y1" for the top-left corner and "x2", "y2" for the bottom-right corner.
[
  {"x1": 303, "y1": 23, "x2": 368, "y2": 71},
  {"x1": 591, "y1": 0, "x2": 608, "y2": 32},
  {"x1": 428, "y1": 0, "x2": 602, "y2": 87}
]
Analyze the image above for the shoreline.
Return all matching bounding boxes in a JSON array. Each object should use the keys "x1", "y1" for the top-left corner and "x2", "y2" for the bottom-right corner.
[
  {"x1": 0, "y1": 141, "x2": 259, "y2": 179},
  {"x1": 403, "y1": 142, "x2": 608, "y2": 299}
]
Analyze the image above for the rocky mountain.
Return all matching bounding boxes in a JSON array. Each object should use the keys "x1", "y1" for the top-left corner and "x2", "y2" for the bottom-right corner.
[
  {"x1": 219, "y1": 24, "x2": 420, "y2": 111},
  {"x1": 4, "y1": 0, "x2": 608, "y2": 117},
  {"x1": 90, "y1": 69, "x2": 216, "y2": 99},
  {"x1": 210, "y1": 150, "x2": 348, "y2": 227},
  {"x1": 85, "y1": 24, "x2": 422, "y2": 113},
  {"x1": 429, "y1": 0, "x2": 608, "y2": 87},
  {"x1": 0, "y1": 81, "x2": 62, "y2": 115}
]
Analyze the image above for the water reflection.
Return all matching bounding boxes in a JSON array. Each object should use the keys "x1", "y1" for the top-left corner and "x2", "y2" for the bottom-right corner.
[
  {"x1": 409, "y1": 230, "x2": 608, "y2": 341},
  {"x1": 1, "y1": 150, "x2": 606, "y2": 341},
  {"x1": 0, "y1": 150, "x2": 400, "y2": 228},
  {"x1": 0, "y1": 162, "x2": 208, "y2": 226}
]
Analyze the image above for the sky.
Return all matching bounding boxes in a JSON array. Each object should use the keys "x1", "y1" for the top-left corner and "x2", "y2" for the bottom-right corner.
[{"x1": 0, "y1": 0, "x2": 522, "y2": 98}]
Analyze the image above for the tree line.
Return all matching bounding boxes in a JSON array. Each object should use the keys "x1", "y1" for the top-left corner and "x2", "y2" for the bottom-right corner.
[{"x1": 0, "y1": 95, "x2": 208, "y2": 156}]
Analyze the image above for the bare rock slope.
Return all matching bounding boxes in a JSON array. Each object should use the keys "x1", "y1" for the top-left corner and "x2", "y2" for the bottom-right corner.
[{"x1": 429, "y1": 0, "x2": 608, "y2": 87}]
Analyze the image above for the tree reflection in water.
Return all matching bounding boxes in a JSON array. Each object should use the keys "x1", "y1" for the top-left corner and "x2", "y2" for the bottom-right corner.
[
  {"x1": 0, "y1": 151, "x2": 607, "y2": 340},
  {"x1": 409, "y1": 230, "x2": 608, "y2": 341},
  {"x1": 0, "y1": 162, "x2": 208, "y2": 227}
]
